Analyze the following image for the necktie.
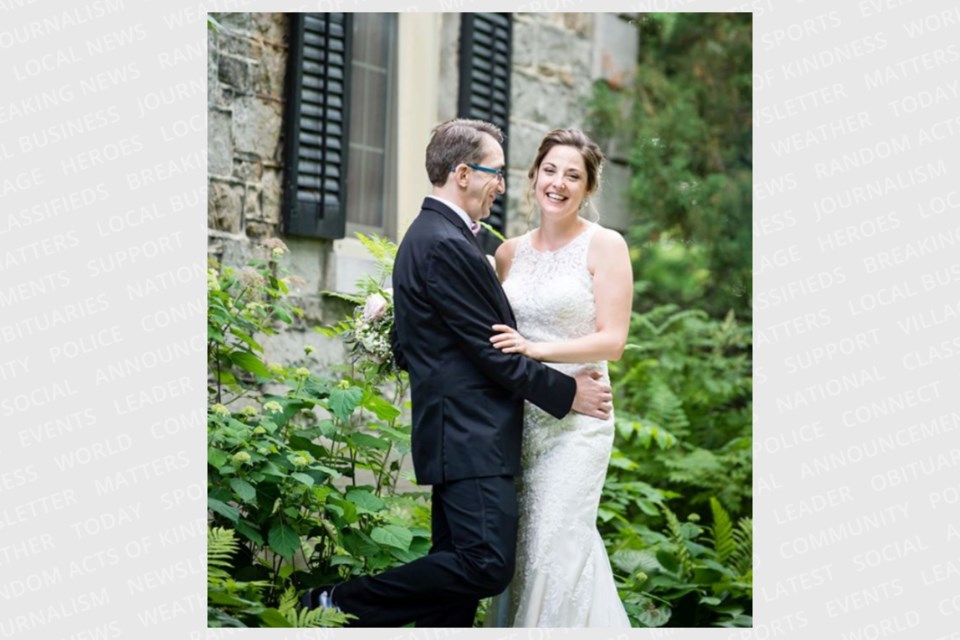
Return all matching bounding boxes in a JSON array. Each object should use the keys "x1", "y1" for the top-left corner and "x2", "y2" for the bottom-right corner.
[{"x1": 470, "y1": 221, "x2": 480, "y2": 236}]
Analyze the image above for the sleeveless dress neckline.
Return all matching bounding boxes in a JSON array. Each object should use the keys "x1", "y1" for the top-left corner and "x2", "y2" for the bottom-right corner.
[{"x1": 526, "y1": 221, "x2": 595, "y2": 255}]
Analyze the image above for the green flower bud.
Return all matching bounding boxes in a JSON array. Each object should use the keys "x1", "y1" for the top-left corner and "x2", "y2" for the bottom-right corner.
[
  {"x1": 231, "y1": 451, "x2": 251, "y2": 466},
  {"x1": 263, "y1": 401, "x2": 283, "y2": 414}
]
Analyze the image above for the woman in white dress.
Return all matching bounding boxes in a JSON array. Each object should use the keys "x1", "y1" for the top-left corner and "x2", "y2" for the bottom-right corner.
[{"x1": 484, "y1": 129, "x2": 634, "y2": 627}]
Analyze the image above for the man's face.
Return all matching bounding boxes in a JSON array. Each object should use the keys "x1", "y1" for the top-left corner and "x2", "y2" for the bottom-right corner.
[{"x1": 463, "y1": 134, "x2": 506, "y2": 221}]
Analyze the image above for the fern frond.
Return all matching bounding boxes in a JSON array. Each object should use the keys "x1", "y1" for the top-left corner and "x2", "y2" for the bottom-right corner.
[
  {"x1": 316, "y1": 319, "x2": 353, "y2": 338},
  {"x1": 662, "y1": 506, "x2": 693, "y2": 575},
  {"x1": 646, "y1": 381, "x2": 689, "y2": 436},
  {"x1": 208, "y1": 526, "x2": 238, "y2": 582},
  {"x1": 709, "y1": 497, "x2": 735, "y2": 564},
  {"x1": 355, "y1": 233, "x2": 398, "y2": 280},
  {"x1": 729, "y1": 516, "x2": 753, "y2": 576},
  {"x1": 661, "y1": 448, "x2": 722, "y2": 485},
  {"x1": 655, "y1": 309, "x2": 708, "y2": 334}
]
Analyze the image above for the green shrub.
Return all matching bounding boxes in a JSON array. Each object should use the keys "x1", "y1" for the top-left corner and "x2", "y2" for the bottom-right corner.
[{"x1": 207, "y1": 238, "x2": 428, "y2": 627}]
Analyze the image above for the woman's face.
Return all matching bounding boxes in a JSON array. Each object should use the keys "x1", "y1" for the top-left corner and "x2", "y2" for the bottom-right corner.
[{"x1": 534, "y1": 144, "x2": 589, "y2": 222}]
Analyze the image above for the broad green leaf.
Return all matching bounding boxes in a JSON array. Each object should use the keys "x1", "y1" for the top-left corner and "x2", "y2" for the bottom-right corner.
[
  {"x1": 268, "y1": 521, "x2": 299, "y2": 559},
  {"x1": 230, "y1": 478, "x2": 256, "y2": 503},
  {"x1": 635, "y1": 596, "x2": 671, "y2": 627},
  {"x1": 361, "y1": 389, "x2": 401, "y2": 421},
  {"x1": 229, "y1": 327, "x2": 262, "y2": 352},
  {"x1": 231, "y1": 351, "x2": 270, "y2": 377},
  {"x1": 597, "y1": 507, "x2": 617, "y2": 523},
  {"x1": 235, "y1": 520, "x2": 264, "y2": 546},
  {"x1": 637, "y1": 498, "x2": 661, "y2": 517},
  {"x1": 331, "y1": 555, "x2": 361, "y2": 567},
  {"x1": 656, "y1": 549, "x2": 680, "y2": 573},
  {"x1": 345, "y1": 488, "x2": 385, "y2": 514},
  {"x1": 290, "y1": 472, "x2": 314, "y2": 487},
  {"x1": 261, "y1": 461, "x2": 286, "y2": 477},
  {"x1": 208, "y1": 498, "x2": 239, "y2": 523},
  {"x1": 208, "y1": 447, "x2": 229, "y2": 469},
  {"x1": 257, "y1": 608, "x2": 293, "y2": 627},
  {"x1": 328, "y1": 386, "x2": 363, "y2": 421},
  {"x1": 370, "y1": 525, "x2": 412, "y2": 551},
  {"x1": 349, "y1": 432, "x2": 390, "y2": 450},
  {"x1": 317, "y1": 419, "x2": 337, "y2": 438},
  {"x1": 377, "y1": 424, "x2": 411, "y2": 444},
  {"x1": 209, "y1": 591, "x2": 252, "y2": 607},
  {"x1": 612, "y1": 549, "x2": 649, "y2": 575}
]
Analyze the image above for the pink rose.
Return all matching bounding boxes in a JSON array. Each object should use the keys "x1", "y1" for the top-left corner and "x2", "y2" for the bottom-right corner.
[{"x1": 363, "y1": 293, "x2": 388, "y2": 321}]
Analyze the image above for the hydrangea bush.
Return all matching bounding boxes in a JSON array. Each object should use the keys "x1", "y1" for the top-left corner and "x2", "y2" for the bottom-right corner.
[{"x1": 207, "y1": 236, "x2": 428, "y2": 628}]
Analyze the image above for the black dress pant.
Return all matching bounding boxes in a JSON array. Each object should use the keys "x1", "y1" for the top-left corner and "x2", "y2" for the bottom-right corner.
[{"x1": 331, "y1": 475, "x2": 519, "y2": 627}]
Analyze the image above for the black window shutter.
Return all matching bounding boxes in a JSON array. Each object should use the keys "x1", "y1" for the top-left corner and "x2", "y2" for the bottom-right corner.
[
  {"x1": 458, "y1": 13, "x2": 512, "y2": 238},
  {"x1": 282, "y1": 13, "x2": 352, "y2": 239}
]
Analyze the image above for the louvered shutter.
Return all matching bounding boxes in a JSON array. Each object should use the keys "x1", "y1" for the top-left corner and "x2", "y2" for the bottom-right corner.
[
  {"x1": 282, "y1": 13, "x2": 352, "y2": 239},
  {"x1": 458, "y1": 13, "x2": 512, "y2": 237}
]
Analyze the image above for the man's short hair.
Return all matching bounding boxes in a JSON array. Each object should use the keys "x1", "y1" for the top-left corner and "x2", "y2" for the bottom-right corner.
[{"x1": 425, "y1": 119, "x2": 504, "y2": 187}]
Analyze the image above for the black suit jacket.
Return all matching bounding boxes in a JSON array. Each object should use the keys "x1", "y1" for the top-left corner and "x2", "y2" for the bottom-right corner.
[{"x1": 392, "y1": 198, "x2": 577, "y2": 485}]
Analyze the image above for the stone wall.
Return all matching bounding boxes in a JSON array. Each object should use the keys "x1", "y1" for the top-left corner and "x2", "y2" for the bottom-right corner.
[
  {"x1": 207, "y1": 13, "x2": 287, "y2": 252},
  {"x1": 506, "y1": 13, "x2": 636, "y2": 237},
  {"x1": 207, "y1": 13, "x2": 345, "y2": 370}
]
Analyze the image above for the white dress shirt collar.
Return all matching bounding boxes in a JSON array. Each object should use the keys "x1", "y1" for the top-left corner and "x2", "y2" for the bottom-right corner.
[{"x1": 427, "y1": 195, "x2": 479, "y2": 235}]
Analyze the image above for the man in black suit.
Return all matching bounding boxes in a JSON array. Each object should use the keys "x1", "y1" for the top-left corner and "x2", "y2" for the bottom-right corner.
[{"x1": 302, "y1": 119, "x2": 612, "y2": 627}]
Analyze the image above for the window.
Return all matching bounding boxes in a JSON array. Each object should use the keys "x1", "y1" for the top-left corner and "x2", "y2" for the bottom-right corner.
[
  {"x1": 282, "y1": 13, "x2": 397, "y2": 240},
  {"x1": 345, "y1": 14, "x2": 397, "y2": 237}
]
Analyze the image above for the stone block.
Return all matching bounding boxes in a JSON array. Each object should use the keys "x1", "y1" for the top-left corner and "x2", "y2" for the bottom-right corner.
[
  {"x1": 285, "y1": 236, "x2": 327, "y2": 296},
  {"x1": 208, "y1": 180, "x2": 243, "y2": 233},
  {"x1": 218, "y1": 53, "x2": 249, "y2": 89},
  {"x1": 212, "y1": 12, "x2": 252, "y2": 32},
  {"x1": 511, "y1": 21, "x2": 536, "y2": 67},
  {"x1": 535, "y1": 23, "x2": 571, "y2": 63},
  {"x1": 261, "y1": 168, "x2": 282, "y2": 224},
  {"x1": 253, "y1": 45, "x2": 287, "y2": 98},
  {"x1": 232, "y1": 96, "x2": 283, "y2": 159},
  {"x1": 506, "y1": 121, "x2": 547, "y2": 176},
  {"x1": 562, "y1": 12, "x2": 593, "y2": 37},
  {"x1": 245, "y1": 220, "x2": 275, "y2": 240},
  {"x1": 207, "y1": 109, "x2": 233, "y2": 176},
  {"x1": 252, "y1": 13, "x2": 288, "y2": 45},
  {"x1": 509, "y1": 72, "x2": 543, "y2": 127},
  {"x1": 232, "y1": 154, "x2": 263, "y2": 181},
  {"x1": 592, "y1": 14, "x2": 638, "y2": 87},
  {"x1": 243, "y1": 184, "x2": 262, "y2": 222},
  {"x1": 536, "y1": 80, "x2": 576, "y2": 128},
  {"x1": 207, "y1": 35, "x2": 218, "y2": 109},
  {"x1": 213, "y1": 236, "x2": 255, "y2": 271},
  {"x1": 223, "y1": 33, "x2": 262, "y2": 61}
]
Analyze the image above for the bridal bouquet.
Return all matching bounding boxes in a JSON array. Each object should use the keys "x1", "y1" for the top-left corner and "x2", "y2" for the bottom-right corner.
[
  {"x1": 348, "y1": 287, "x2": 395, "y2": 368},
  {"x1": 321, "y1": 233, "x2": 404, "y2": 377}
]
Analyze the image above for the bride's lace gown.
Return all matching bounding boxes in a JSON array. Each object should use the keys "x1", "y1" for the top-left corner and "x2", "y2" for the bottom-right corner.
[{"x1": 485, "y1": 222, "x2": 631, "y2": 627}]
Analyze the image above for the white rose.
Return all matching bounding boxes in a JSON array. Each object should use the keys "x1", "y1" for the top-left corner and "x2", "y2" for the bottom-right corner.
[{"x1": 363, "y1": 293, "x2": 388, "y2": 322}]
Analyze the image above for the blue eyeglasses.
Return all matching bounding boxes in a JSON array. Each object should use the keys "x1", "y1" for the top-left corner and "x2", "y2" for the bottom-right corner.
[{"x1": 452, "y1": 163, "x2": 505, "y2": 183}]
